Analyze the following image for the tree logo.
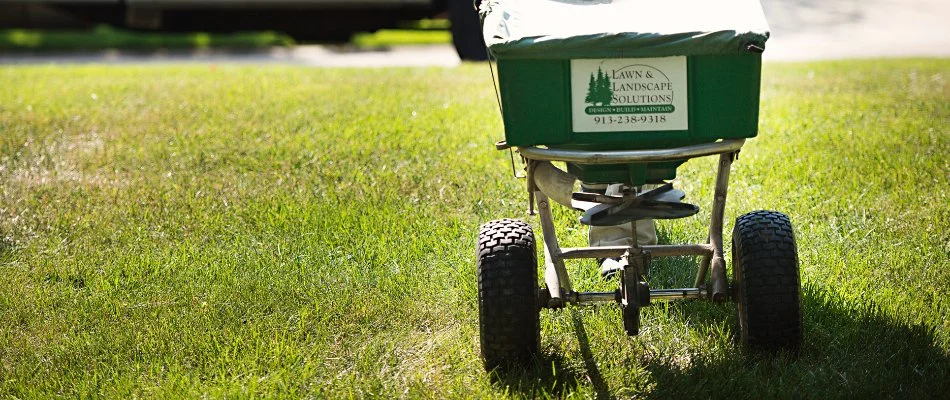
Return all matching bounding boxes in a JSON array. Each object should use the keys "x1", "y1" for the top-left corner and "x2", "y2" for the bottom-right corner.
[{"x1": 584, "y1": 67, "x2": 614, "y2": 106}]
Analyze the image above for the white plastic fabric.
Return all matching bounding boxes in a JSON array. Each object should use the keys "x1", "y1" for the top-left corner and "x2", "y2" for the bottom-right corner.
[{"x1": 481, "y1": 0, "x2": 770, "y2": 59}]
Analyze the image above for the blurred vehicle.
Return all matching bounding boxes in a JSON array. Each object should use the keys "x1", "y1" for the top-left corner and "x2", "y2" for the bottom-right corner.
[{"x1": 0, "y1": 0, "x2": 488, "y2": 59}]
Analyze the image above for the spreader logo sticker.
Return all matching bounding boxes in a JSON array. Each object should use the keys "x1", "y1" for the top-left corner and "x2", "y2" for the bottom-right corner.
[{"x1": 571, "y1": 57, "x2": 688, "y2": 132}]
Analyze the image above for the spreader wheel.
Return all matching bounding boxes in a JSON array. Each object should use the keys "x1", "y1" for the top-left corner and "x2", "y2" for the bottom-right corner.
[
  {"x1": 620, "y1": 266, "x2": 641, "y2": 336},
  {"x1": 620, "y1": 269, "x2": 651, "y2": 336},
  {"x1": 477, "y1": 219, "x2": 540, "y2": 370},
  {"x1": 732, "y1": 210, "x2": 803, "y2": 354}
]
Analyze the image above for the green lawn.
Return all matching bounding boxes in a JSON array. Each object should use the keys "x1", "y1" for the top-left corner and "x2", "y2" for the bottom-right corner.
[
  {"x1": 0, "y1": 59, "x2": 947, "y2": 398},
  {"x1": 351, "y1": 29, "x2": 451, "y2": 48}
]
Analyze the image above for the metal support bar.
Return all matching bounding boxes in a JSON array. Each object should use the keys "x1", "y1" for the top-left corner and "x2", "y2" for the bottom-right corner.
[
  {"x1": 526, "y1": 159, "x2": 537, "y2": 215},
  {"x1": 567, "y1": 291, "x2": 619, "y2": 305},
  {"x1": 696, "y1": 251, "x2": 712, "y2": 290},
  {"x1": 558, "y1": 246, "x2": 628, "y2": 260},
  {"x1": 536, "y1": 190, "x2": 572, "y2": 304},
  {"x1": 650, "y1": 288, "x2": 706, "y2": 301},
  {"x1": 558, "y1": 244, "x2": 714, "y2": 260},
  {"x1": 644, "y1": 244, "x2": 715, "y2": 257},
  {"x1": 518, "y1": 139, "x2": 745, "y2": 164},
  {"x1": 694, "y1": 152, "x2": 735, "y2": 301}
]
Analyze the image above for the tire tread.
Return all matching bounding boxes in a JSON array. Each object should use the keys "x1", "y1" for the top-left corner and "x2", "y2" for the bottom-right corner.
[
  {"x1": 733, "y1": 210, "x2": 803, "y2": 354},
  {"x1": 477, "y1": 218, "x2": 539, "y2": 370}
]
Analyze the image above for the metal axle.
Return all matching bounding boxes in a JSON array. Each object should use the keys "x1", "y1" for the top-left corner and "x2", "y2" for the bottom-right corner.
[{"x1": 553, "y1": 288, "x2": 708, "y2": 307}]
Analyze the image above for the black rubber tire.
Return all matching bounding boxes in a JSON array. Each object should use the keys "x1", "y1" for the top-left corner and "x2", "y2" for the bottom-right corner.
[
  {"x1": 477, "y1": 218, "x2": 539, "y2": 370},
  {"x1": 732, "y1": 210, "x2": 803, "y2": 354},
  {"x1": 450, "y1": 0, "x2": 489, "y2": 61}
]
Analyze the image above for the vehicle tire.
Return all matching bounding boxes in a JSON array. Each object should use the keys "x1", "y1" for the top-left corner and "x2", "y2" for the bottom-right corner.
[
  {"x1": 732, "y1": 210, "x2": 802, "y2": 354},
  {"x1": 450, "y1": 0, "x2": 489, "y2": 61},
  {"x1": 477, "y1": 218, "x2": 539, "y2": 370}
]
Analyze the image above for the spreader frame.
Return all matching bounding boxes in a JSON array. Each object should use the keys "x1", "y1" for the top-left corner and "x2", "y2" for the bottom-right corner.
[{"x1": 517, "y1": 139, "x2": 744, "y2": 309}]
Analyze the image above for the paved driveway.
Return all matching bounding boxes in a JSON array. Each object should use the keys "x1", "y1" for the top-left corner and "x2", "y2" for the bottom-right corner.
[
  {"x1": 0, "y1": 44, "x2": 462, "y2": 67},
  {"x1": 761, "y1": 0, "x2": 950, "y2": 60},
  {"x1": 0, "y1": 0, "x2": 947, "y2": 65}
]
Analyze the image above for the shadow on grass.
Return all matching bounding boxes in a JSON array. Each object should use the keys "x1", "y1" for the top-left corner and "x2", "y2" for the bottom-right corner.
[
  {"x1": 571, "y1": 312, "x2": 613, "y2": 399},
  {"x1": 487, "y1": 311, "x2": 612, "y2": 399},
  {"x1": 490, "y1": 284, "x2": 949, "y2": 398},
  {"x1": 487, "y1": 350, "x2": 582, "y2": 398},
  {"x1": 644, "y1": 284, "x2": 950, "y2": 398}
]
